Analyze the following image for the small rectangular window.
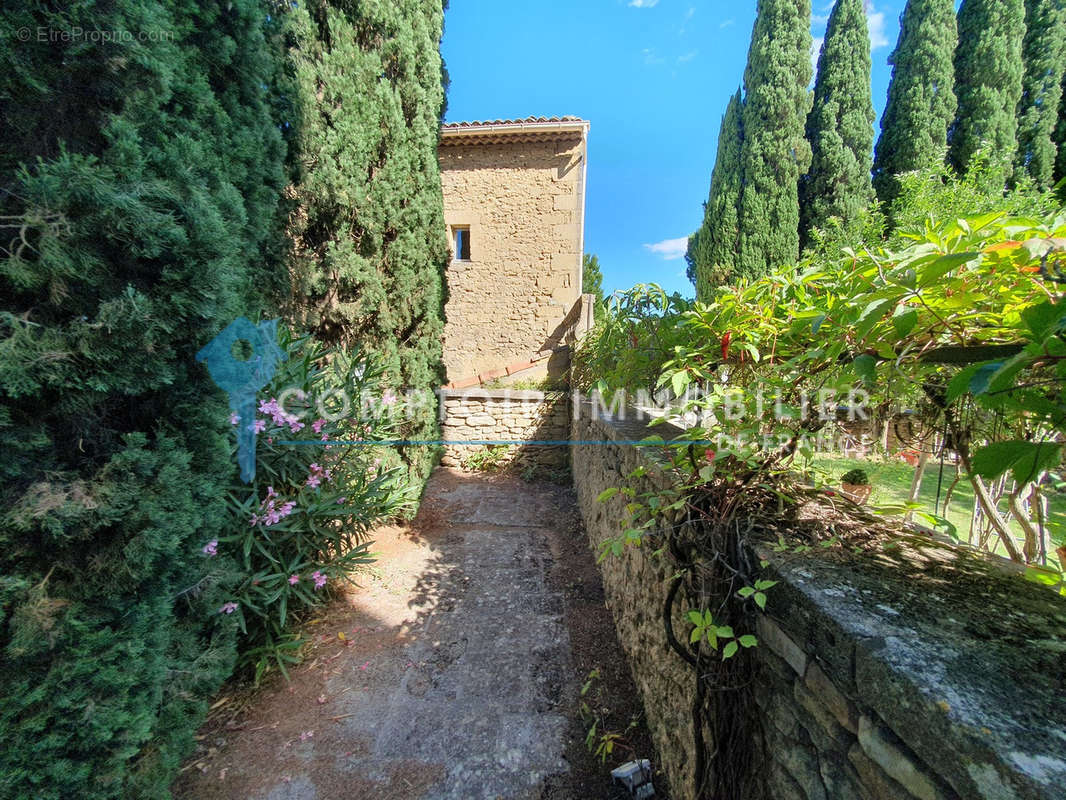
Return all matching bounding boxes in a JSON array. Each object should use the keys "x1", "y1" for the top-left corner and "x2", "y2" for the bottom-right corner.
[{"x1": 454, "y1": 226, "x2": 471, "y2": 261}]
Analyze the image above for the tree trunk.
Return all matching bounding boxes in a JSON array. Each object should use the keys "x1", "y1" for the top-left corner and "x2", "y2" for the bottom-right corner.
[
  {"x1": 967, "y1": 469, "x2": 1023, "y2": 562},
  {"x1": 1010, "y1": 481, "x2": 1039, "y2": 563},
  {"x1": 905, "y1": 450, "x2": 930, "y2": 522},
  {"x1": 1034, "y1": 485, "x2": 1050, "y2": 565}
]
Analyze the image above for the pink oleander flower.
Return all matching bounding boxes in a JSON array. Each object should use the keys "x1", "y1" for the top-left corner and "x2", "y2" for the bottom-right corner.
[
  {"x1": 219, "y1": 602, "x2": 239, "y2": 614},
  {"x1": 311, "y1": 570, "x2": 327, "y2": 590},
  {"x1": 267, "y1": 486, "x2": 278, "y2": 499},
  {"x1": 202, "y1": 540, "x2": 218, "y2": 556},
  {"x1": 249, "y1": 513, "x2": 259, "y2": 526},
  {"x1": 382, "y1": 390, "x2": 397, "y2": 407},
  {"x1": 253, "y1": 419, "x2": 267, "y2": 434},
  {"x1": 230, "y1": 412, "x2": 240, "y2": 426},
  {"x1": 288, "y1": 574, "x2": 300, "y2": 585},
  {"x1": 312, "y1": 418, "x2": 327, "y2": 434},
  {"x1": 336, "y1": 496, "x2": 347, "y2": 504},
  {"x1": 306, "y1": 462, "x2": 328, "y2": 488},
  {"x1": 259, "y1": 397, "x2": 304, "y2": 430}
]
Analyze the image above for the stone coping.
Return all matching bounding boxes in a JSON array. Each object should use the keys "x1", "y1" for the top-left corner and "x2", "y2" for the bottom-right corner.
[{"x1": 440, "y1": 388, "x2": 568, "y2": 402}]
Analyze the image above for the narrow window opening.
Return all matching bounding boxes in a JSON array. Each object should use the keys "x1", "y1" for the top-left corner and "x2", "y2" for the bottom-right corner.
[{"x1": 454, "y1": 226, "x2": 471, "y2": 261}]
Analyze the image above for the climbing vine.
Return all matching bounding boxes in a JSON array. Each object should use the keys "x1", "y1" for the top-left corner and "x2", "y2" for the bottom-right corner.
[{"x1": 585, "y1": 208, "x2": 1066, "y2": 796}]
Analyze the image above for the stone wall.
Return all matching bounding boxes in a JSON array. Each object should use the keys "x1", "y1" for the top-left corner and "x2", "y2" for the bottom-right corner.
[
  {"x1": 440, "y1": 389, "x2": 569, "y2": 469},
  {"x1": 438, "y1": 134, "x2": 585, "y2": 383},
  {"x1": 572, "y1": 403, "x2": 1066, "y2": 800}
]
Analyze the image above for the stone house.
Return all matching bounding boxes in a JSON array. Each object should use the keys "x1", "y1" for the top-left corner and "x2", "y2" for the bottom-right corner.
[{"x1": 438, "y1": 116, "x2": 592, "y2": 387}]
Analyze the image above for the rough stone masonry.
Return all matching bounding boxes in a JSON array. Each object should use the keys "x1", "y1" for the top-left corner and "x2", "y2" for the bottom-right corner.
[
  {"x1": 572, "y1": 402, "x2": 1066, "y2": 800},
  {"x1": 438, "y1": 117, "x2": 589, "y2": 385}
]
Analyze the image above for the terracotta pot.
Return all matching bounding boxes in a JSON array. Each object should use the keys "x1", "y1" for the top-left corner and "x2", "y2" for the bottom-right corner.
[{"x1": 841, "y1": 482, "x2": 872, "y2": 504}]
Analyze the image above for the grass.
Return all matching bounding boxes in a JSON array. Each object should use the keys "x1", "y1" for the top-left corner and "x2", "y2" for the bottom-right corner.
[{"x1": 809, "y1": 454, "x2": 1066, "y2": 568}]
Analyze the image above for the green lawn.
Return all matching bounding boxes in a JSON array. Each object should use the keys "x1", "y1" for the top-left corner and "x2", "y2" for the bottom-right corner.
[{"x1": 810, "y1": 454, "x2": 1066, "y2": 568}]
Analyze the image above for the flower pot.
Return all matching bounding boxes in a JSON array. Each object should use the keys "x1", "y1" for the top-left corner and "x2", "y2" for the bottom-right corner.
[{"x1": 841, "y1": 482, "x2": 872, "y2": 504}]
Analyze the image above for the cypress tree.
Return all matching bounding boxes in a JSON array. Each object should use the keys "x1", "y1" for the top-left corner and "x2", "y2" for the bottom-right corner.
[
  {"x1": 582, "y1": 253, "x2": 605, "y2": 309},
  {"x1": 872, "y1": 0, "x2": 958, "y2": 205},
  {"x1": 799, "y1": 0, "x2": 876, "y2": 248},
  {"x1": 1016, "y1": 0, "x2": 1066, "y2": 189},
  {"x1": 284, "y1": 0, "x2": 449, "y2": 487},
  {"x1": 1057, "y1": 69, "x2": 1066, "y2": 183},
  {"x1": 684, "y1": 230, "x2": 701, "y2": 288},
  {"x1": 0, "y1": 1, "x2": 286, "y2": 796},
  {"x1": 736, "y1": 0, "x2": 813, "y2": 281},
  {"x1": 948, "y1": 0, "x2": 1026, "y2": 175},
  {"x1": 694, "y1": 88, "x2": 744, "y2": 298}
]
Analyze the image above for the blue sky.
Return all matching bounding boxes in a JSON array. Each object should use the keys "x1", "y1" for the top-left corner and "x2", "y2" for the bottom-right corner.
[{"x1": 440, "y1": 0, "x2": 907, "y2": 298}]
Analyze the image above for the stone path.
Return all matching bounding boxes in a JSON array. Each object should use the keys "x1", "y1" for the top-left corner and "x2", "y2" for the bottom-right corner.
[{"x1": 174, "y1": 468, "x2": 656, "y2": 800}]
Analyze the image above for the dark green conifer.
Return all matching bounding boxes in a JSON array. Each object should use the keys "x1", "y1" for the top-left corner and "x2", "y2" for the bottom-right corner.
[
  {"x1": 693, "y1": 89, "x2": 744, "y2": 297},
  {"x1": 0, "y1": 1, "x2": 286, "y2": 795},
  {"x1": 284, "y1": 1, "x2": 449, "y2": 486},
  {"x1": 736, "y1": 0, "x2": 813, "y2": 280},
  {"x1": 800, "y1": 0, "x2": 876, "y2": 248},
  {"x1": 872, "y1": 0, "x2": 958, "y2": 204},
  {"x1": 1056, "y1": 69, "x2": 1066, "y2": 183},
  {"x1": 1016, "y1": 0, "x2": 1066, "y2": 188},
  {"x1": 948, "y1": 0, "x2": 1026, "y2": 176}
]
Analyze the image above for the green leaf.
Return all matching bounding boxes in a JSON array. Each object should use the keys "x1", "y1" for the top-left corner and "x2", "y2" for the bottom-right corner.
[
  {"x1": 946, "y1": 363, "x2": 983, "y2": 404},
  {"x1": 914, "y1": 512, "x2": 958, "y2": 540},
  {"x1": 754, "y1": 580, "x2": 778, "y2": 590},
  {"x1": 671, "y1": 370, "x2": 691, "y2": 397},
  {"x1": 891, "y1": 308, "x2": 918, "y2": 338},
  {"x1": 1009, "y1": 442, "x2": 1063, "y2": 485},
  {"x1": 754, "y1": 592, "x2": 767, "y2": 610},
  {"x1": 690, "y1": 628, "x2": 703, "y2": 644},
  {"x1": 722, "y1": 641, "x2": 739, "y2": 659},
  {"x1": 968, "y1": 361, "x2": 1004, "y2": 396},
  {"x1": 1024, "y1": 565, "x2": 1063, "y2": 587},
  {"x1": 1020, "y1": 301, "x2": 1066, "y2": 340},
  {"x1": 738, "y1": 635, "x2": 758, "y2": 648},
  {"x1": 853, "y1": 354, "x2": 877, "y2": 386},
  {"x1": 855, "y1": 298, "x2": 899, "y2": 339},
  {"x1": 687, "y1": 610, "x2": 703, "y2": 625},
  {"x1": 596, "y1": 487, "x2": 618, "y2": 503},
  {"x1": 917, "y1": 252, "x2": 978, "y2": 288},
  {"x1": 737, "y1": 586, "x2": 755, "y2": 598},
  {"x1": 716, "y1": 626, "x2": 734, "y2": 638},
  {"x1": 971, "y1": 440, "x2": 1062, "y2": 483}
]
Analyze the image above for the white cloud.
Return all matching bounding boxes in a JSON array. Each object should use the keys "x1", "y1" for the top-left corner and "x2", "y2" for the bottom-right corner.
[
  {"x1": 866, "y1": 6, "x2": 889, "y2": 50},
  {"x1": 642, "y1": 47, "x2": 665, "y2": 65},
  {"x1": 644, "y1": 237, "x2": 689, "y2": 260},
  {"x1": 811, "y1": 36, "x2": 824, "y2": 71},
  {"x1": 677, "y1": 50, "x2": 698, "y2": 63},
  {"x1": 719, "y1": 18, "x2": 735, "y2": 29},
  {"x1": 629, "y1": 0, "x2": 659, "y2": 7}
]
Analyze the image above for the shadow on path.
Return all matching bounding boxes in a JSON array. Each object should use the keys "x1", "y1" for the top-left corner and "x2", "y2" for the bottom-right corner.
[{"x1": 173, "y1": 468, "x2": 659, "y2": 800}]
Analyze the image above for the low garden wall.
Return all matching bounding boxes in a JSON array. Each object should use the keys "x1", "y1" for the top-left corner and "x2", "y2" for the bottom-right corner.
[
  {"x1": 439, "y1": 388, "x2": 569, "y2": 469},
  {"x1": 571, "y1": 402, "x2": 1066, "y2": 800}
]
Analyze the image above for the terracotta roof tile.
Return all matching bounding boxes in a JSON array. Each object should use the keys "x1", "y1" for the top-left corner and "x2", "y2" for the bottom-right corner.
[{"x1": 441, "y1": 115, "x2": 584, "y2": 129}]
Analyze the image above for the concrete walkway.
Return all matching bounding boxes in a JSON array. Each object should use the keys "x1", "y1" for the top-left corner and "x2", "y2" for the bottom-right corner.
[{"x1": 174, "y1": 468, "x2": 654, "y2": 800}]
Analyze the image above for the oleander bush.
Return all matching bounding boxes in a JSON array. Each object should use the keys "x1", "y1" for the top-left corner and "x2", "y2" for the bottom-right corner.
[{"x1": 216, "y1": 329, "x2": 413, "y2": 682}]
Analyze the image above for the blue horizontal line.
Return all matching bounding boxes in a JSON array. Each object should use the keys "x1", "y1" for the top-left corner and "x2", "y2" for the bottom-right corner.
[{"x1": 276, "y1": 440, "x2": 715, "y2": 447}]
